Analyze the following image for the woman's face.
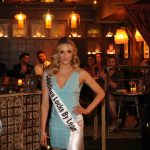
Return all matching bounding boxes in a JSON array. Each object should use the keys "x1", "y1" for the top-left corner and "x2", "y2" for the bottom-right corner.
[
  {"x1": 96, "y1": 54, "x2": 102, "y2": 63},
  {"x1": 58, "y1": 44, "x2": 73, "y2": 65},
  {"x1": 106, "y1": 57, "x2": 116, "y2": 67},
  {"x1": 87, "y1": 56, "x2": 95, "y2": 66}
]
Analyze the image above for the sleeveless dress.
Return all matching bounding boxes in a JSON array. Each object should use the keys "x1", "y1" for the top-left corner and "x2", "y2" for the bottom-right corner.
[{"x1": 49, "y1": 71, "x2": 83, "y2": 149}]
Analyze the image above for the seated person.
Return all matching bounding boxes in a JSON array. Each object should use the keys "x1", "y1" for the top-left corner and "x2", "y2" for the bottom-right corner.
[
  {"x1": 34, "y1": 50, "x2": 51, "y2": 76},
  {"x1": 140, "y1": 59, "x2": 150, "y2": 128},
  {"x1": 140, "y1": 59, "x2": 150, "y2": 91},
  {"x1": 13, "y1": 52, "x2": 34, "y2": 79},
  {"x1": 99, "y1": 56, "x2": 124, "y2": 129},
  {"x1": 0, "y1": 62, "x2": 9, "y2": 85}
]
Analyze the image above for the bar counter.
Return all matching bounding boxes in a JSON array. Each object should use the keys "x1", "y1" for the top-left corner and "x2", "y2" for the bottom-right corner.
[{"x1": 0, "y1": 91, "x2": 42, "y2": 150}]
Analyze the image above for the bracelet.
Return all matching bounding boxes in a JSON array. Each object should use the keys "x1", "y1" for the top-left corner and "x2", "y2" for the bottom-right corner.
[{"x1": 40, "y1": 132, "x2": 47, "y2": 135}]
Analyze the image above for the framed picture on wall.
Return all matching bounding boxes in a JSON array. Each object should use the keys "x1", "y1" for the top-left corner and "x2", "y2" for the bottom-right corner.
[{"x1": 0, "y1": 23, "x2": 9, "y2": 38}]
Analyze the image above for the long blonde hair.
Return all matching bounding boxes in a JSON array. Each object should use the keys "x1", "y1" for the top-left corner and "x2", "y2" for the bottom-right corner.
[{"x1": 48, "y1": 37, "x2": 80, "y2": 75}]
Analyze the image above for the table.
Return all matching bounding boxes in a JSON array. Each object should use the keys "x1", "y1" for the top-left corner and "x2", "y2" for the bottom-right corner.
[
  {"x1": 0, "y1": 92, "x2": 42, "y2": 150},
  {"x1": 112, "y1": 90, "x2": 150, "y2": 127}
]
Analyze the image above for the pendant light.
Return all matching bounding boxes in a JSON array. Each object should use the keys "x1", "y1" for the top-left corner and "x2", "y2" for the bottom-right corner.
[
  {"x1": 68, "y1": 11, "x2": 80, "y2": 29},
  {"x1": 114, "y1": 27, "x2": 128, "y2": 44},
  {"x1": 43, "y1": 10, "x2": 54, "y2": 29},
  {"x1": 14, "y1": 12, "x2": 27, "y2": 29},
  {"x1": 135, "y1": 29, "x2": 144, "y2": 42}
]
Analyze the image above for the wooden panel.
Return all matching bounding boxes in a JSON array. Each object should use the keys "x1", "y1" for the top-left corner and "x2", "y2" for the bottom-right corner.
[{"x1": 0, "y1": 93, "x2": 41, "y2": 150}]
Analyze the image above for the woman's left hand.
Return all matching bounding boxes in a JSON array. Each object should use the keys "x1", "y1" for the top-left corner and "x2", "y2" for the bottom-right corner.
[{"x1": 73, "y1": 105, "x2": 89, "y2": 115}]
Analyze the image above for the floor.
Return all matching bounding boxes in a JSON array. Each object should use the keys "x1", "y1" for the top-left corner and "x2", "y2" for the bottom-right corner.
[
  {"x1": 84, "y1": 126, "x2": 142, "y2": 150},
  {"x1": 41, "y1": 115, "x2": 150, "y2": 150},
  {"x1": 83, "y1": 113, "x2": 147, "y2": 150}
]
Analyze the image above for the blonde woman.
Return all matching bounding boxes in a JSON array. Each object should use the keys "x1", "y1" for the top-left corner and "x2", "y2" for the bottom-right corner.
[{"x1": 40, "y1": 37, "x2": 105, "y2": 150}]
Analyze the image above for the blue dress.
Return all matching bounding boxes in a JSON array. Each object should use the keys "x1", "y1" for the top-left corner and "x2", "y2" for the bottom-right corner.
[{"x1": 49, "y1": 71, "x2": 83, "y2": 149}]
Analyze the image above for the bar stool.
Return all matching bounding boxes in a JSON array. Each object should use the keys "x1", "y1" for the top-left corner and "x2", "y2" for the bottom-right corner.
[{"x1": 117, "y1": 96, "x2": 141, "y2": 128}]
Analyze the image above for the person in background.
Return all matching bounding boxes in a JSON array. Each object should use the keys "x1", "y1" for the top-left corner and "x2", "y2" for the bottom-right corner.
[
  {"x1": 84, "y1": 55, "x2": 96, "y2": 77},
  {"x1": 40, "y1": 37, "x2": 105, "y2": 150},
  {"x1": 94, "y1": 53, "x2": 104, "y2": 76},
  {"x1": 140, "y1": 59, "x2": 150, "y2": 91},
  {"x1": 81, "y1": 55, "x2": 96, "y2": 125},
  {"x1": 34, "y1": 50, "x2": 51, "y2": 76},
  {"x1": 99, "y1": 56, "x2": 124, "y2": 129},
  {"x1": 0, "y1": 62, "x2": 9, "y2": 85},
  {"x1": 13, "y1": 52, "x2": 34, "y2": 79}
]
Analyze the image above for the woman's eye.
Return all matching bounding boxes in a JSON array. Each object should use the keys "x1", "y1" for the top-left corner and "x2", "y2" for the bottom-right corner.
[
  {"x1": 59, "y1": 51, "x2": 64, "y2": 54},
  {"x1": 67, "y1": 50, "x2": 72, "y2": 53}
]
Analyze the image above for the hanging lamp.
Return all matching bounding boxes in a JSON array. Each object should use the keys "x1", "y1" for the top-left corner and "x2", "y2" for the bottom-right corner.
[
  {"x1": 135, "y1": 29, "x2": 144, "y2": 42},
  {"x1": 68, "y1": 11, "x2": 80, "y2": 29},
  {"x1": 114, "y1": 27, "x2": 128, "y2": 44},
  {"x1": 15, "y1": 12, "x2": 27, "y2": 29},
  {"x1": 43, "y1": 10, "x2": 54, "y2": 29}
]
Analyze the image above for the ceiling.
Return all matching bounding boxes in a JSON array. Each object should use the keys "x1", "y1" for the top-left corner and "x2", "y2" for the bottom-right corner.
[{"x1": 0, "y1": 0, "x2": 141, "y2": 23}]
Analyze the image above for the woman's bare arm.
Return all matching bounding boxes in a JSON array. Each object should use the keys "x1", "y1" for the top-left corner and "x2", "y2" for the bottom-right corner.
[{"x1": 74, "y1": 69, "x2": 105, "y2": 115}]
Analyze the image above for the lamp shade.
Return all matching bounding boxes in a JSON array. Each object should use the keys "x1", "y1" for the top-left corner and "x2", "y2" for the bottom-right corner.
[
  {"x1": 43, "y1": 11, "x2": 54, "y2": 29},
  {"x1": 114, "y1": 28, "x2": 129, "y2": 44},
  {"x1": 15, "y1": 12, "x2": 27, "y2": 29},
  {"x1": 68, "y1": 11, "x2": 80, "y2": 29},
  {"x1": 135, "y1": 29, "x2": 144, "y2": 42}
]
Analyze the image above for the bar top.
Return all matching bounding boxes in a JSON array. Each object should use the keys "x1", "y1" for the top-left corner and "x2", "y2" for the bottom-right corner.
[{"x1": 0, "y1": 90, "x2": 42, "y2": 98}]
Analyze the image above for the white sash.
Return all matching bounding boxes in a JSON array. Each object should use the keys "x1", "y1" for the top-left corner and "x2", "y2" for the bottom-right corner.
[{"x1": 46, "y1": 75, "x2": 84, "y2": 150}]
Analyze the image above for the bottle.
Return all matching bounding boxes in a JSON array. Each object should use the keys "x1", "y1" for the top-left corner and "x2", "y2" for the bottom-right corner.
[{"x1": 137, "y1": 79, "x2": 145, "y2": 92}]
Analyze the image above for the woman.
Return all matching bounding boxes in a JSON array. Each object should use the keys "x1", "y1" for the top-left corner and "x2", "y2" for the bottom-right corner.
[
  {"x1": 84, "y1": 55, "x2": 96, "y2": 77},
  {"x1": 40, "y1": 37, "x2": 105, "y2": 150}
]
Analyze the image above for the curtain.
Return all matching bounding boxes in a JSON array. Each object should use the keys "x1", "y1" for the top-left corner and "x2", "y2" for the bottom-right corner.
[{"x1": 125, "y1": 4, "x2": 150, "y2": 47}]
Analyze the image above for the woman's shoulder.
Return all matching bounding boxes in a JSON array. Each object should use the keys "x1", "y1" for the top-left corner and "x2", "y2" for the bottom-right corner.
[
  {"x1": 43, "y1": 67, "x2": 53, "y2": 77},
  {"x1": 75, "y1": 68, "x2": 91, "y2": 78}
]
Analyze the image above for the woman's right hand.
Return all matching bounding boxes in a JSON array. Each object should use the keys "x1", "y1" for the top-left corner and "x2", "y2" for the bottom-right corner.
[{"x1": 40, "y1": 133, "x2": 48, "y2": 148}]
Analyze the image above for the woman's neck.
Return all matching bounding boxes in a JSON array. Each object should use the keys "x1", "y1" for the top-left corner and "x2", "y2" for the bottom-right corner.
[{"x1": 59, "y1": 64, "x2": 73, "y2": 74}]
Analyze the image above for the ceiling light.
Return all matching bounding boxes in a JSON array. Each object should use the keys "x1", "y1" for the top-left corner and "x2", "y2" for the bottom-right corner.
[
  {"x1": 68, "y1": 11, "x2": 80, "y2": 29},
  {"x1": 43, "y1": 10, "x2": 54, "y2": 29},
  {"x1": 14, "y1": 12, "x2": 27, "y2": 29},
  {"x1": 114, "y1": 27, "x2": 128, "y2": 44}
]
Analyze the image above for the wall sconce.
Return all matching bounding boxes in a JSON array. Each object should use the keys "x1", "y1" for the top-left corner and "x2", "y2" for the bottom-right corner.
[
  {"x1": 114, "y1": 27, "x2": 128, "y2": 44},
  {"x1": 135, "y1": 29, "x2": 144, "y2": 42},
  {"x1": 43, "y1": 10, "x2": 54, "y2": 29},
  {"x1": 14, "y1": 12, "x2": 27, "y2": 29},
  {"x1": 68, "y1": 11, "x2": 80, "y2": 29}
]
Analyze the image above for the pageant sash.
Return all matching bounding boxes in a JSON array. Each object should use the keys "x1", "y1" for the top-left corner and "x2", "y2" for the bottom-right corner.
[{"x1": 46, "y1": 75, "x2": 84, "y2": 150}]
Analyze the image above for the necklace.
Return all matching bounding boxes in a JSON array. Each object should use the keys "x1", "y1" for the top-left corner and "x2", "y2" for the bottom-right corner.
[{"x1": 59, "y1": 68, "x2": 73, "y2": 74}]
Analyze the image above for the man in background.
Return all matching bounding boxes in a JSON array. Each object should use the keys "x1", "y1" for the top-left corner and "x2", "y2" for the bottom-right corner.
[
  {"x1": 13, "y1": 52, "x2": 34, "y2": 79},
  {"x1": 34, "y1": 50, "x2": 51, "y2": 76},
  {"x1": 0, "y1": 62, "x2": 9, "y2": 85}
]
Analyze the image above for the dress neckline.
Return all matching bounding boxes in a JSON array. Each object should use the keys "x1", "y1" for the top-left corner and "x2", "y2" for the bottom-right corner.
[{"x1": 54, "y1": 72, "x2": 75, "y2": 90}]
